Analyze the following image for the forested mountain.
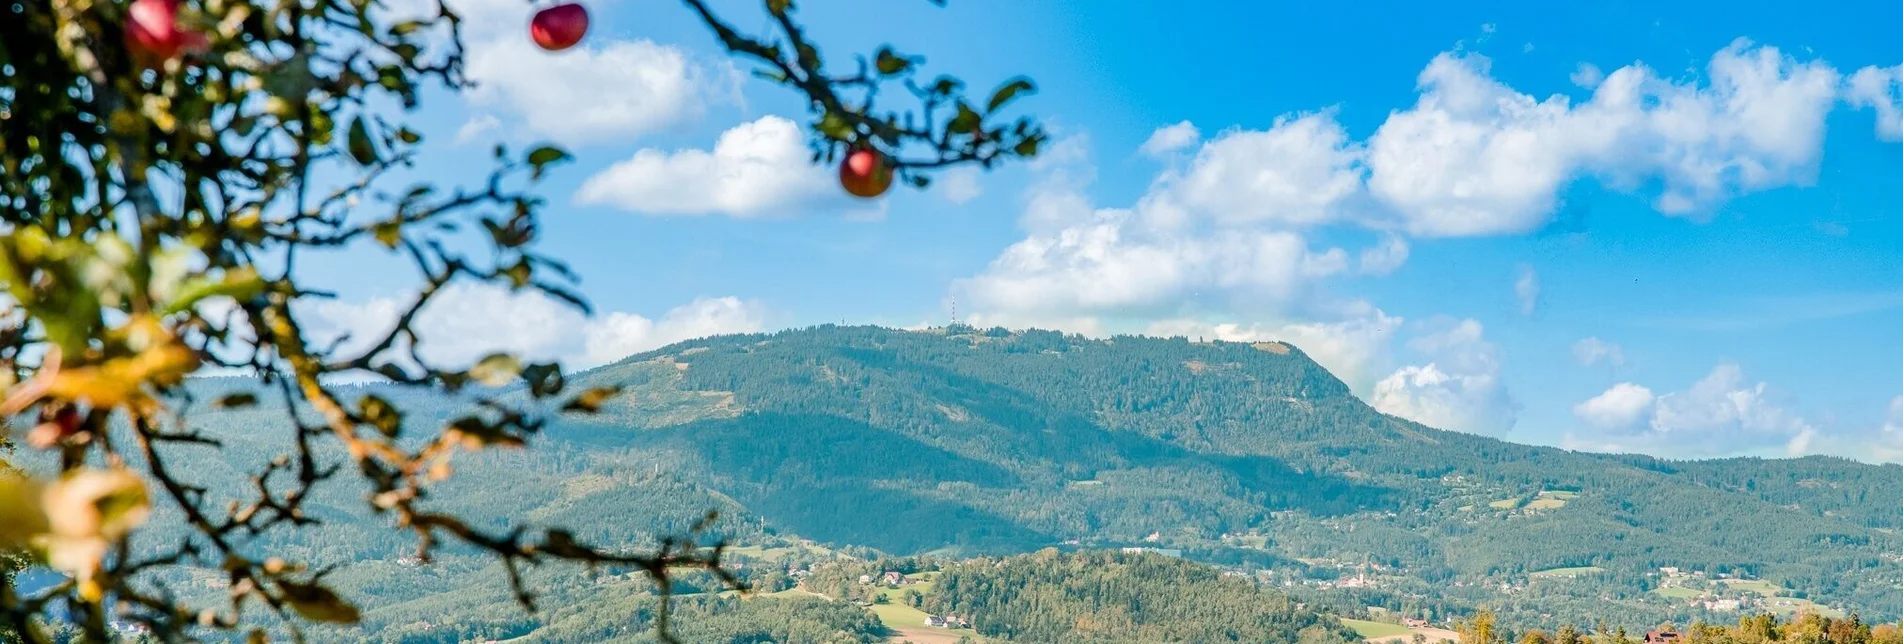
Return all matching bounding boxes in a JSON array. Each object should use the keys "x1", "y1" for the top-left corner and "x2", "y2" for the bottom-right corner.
[{"x1": 16, "y1": 324, "x2": 1903, "y2": 640}]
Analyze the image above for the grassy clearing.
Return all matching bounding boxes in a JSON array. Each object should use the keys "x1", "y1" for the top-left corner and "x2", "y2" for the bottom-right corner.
[
  {"x1": 1539, "y1": 490, "x2": 1580, "y2": 500},
  {"x1": 1343, "y1": 619, "x2": 1414, "y2": 639},
  {"x1": 1524, "y1": 498, "x2": 1567, "y2": 510},
  {"x1": 1489, "y1": 498, "x2": 1522, "y2": 510},
  {"x1": 1722, "y1": 579, "x2": 1782, "y2": 595},
  {"x1": 1530, "y1": 566, "x2": 1604, "y2": 578}
]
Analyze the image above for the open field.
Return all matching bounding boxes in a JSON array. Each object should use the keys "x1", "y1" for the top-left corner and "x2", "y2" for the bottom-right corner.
[
  {"x1": 1722, "y1": 579, "x2": 1782, "y2": 595},
  {"x1": 1530, "y1": 566, "x2": 1605, "y2": 578},
  {"x1": 1366, "y1": 626, "x2": 1461, "y2": 644},
  {"x1": 1343, "y1": 619, "x2": 1413, "y2": 639},
  {"x1": 1489, "y1": 498, "x2": 1522, "y2": 510}
]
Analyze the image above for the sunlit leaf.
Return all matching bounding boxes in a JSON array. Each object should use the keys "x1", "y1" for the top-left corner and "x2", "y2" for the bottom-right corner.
[
  {"x1": 360, "y1": 394, "x2": 403, "y2": 438},
  {"x1": 469, "y1": 353, "x2": 523, "y2": 387},
  {"x1": 561, "y1": 386, "x2": 623, "y2": 414}
]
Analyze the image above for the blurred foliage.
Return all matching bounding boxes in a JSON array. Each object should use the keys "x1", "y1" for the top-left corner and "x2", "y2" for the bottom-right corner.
[{"x1": 0, "y1": 0, "x2": 1042, "y2": 639}]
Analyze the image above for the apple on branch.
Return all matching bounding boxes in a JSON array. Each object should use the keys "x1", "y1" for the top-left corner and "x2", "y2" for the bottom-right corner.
[{"x1": 838, "y1": 147, "x2": 893, "y2": 198}]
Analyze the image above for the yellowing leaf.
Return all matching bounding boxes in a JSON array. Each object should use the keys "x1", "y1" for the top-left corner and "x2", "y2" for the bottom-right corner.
[
  {"x1": 0, "y1": 474, "x2": 47, "y2": 548},
  {"x1": 278, "y1": 580, "x2": 362, "y2": 624},
  {"x1": 42, "y1": 468, "x2": 151, "y2": 541},
  {"x1": 468, "y1": 353, "x2": 522, "y2": 387},
  {"x1": 561, "y1": 386, "x2": 622, "y2": 414}
]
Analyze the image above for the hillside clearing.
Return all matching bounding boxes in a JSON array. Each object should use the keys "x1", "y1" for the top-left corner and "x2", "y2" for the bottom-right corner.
[{"x1": 1343, "y1": 619, "x2": 1412, "y2": 639}]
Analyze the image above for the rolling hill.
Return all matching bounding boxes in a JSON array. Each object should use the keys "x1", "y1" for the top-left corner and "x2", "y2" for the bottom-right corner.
[{"x1": 17, "y1": 323, "x2": 1903, "y2": 638}]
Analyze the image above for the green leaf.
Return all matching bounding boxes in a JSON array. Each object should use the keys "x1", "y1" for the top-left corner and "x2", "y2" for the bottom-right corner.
[
  {"x1": 161, "y1": 266, "x2": 265, "y2": 316},
  {"x1": 215, "y1": 392, "x2": 258, "y2": 409},
  {"x1": 986, "y1": 78, "x2": 1036, "y2": 113},
  {"x1": 766, "y1": 0, "x2": 792, "y2": 15},
  {"x1": 561, "y1": 386, "x2": 623, "y2": 414},
  {"x1": 502, "y1": 259, "x2": 531, "y2": 288},
  {"x1": 1013, "y1": 136, "x2": 1042, "y2": 157},
  {"x1": 817, "y1": 111, "x2": 855, "y2": 142},
  {"x1": 947, "y1": 102, "x2": 982, "y2": 135},
  {"x1": 388, "y1": 19, "x2": 428, "y2": 36},
  {"x1": 874, "y1": 47, "x2": 913, "y2": 76},
  {"x1": 469, "y1": 353, "x2": 523, "y2": 388},
  {"x1": 372, "y1": 220, "x2": 403, "y2": 249},
  {"x1": 346, "y1": 116, "x2": 378, "y2": 166},
  {"x1": 278, "y1": 580, "x2": 361, "y2": 624},
  {"x1": 359, "y1": 394, "x2": 402, "y2": 438},
  {"x1": 526, "y1": 145, "x2": 572, "y2": 180}
]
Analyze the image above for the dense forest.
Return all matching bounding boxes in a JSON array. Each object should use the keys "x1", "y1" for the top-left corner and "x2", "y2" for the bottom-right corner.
[
  {"x1": 7, "y1": 324, "x2": 1903, "y2": 638},
  {"x1": 925, "y1": 550, "x2": 1356, "y2": 643}
]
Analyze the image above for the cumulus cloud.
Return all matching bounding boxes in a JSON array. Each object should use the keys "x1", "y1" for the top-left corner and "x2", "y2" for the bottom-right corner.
[
  {"x1": 1358, "y1": 236, "x2": 1410, "y2": 276},
  {"x1": 958, "y1": 127, "x2": 1372, "y2": 320},
  {"x1": 1846, "y1": 64, "x2": 1903, "y2": 141},
  {"x1": 1370, "y1": 319, "x2": 1519, "y2": 435},
  {"x1": 1142, "y1": 306, "x2": 1403, "y2": 390},
  {"x1": 1138, "y1": 121, "x2": 1202, "y2": 158},
  {"x1": 1572, "y1": 383, "x2": 1655, "y2": 430},
  {"x1": 1572, "y1": 336, "x2": 1626, "y2": 367},
  {"x1": 1514, "y1": 265, "x2": 1540, "y2": 316},
  {"x1": 575, "y1": 116, "x2": 864, "y2": 218},
  {"x1": 1887, "y1": 395, "x2": 1903, "y2": 434},
  {"x1": 377, "y1": 0, "x2": 717, "y2": 147},
  {"x1": 1366, "y1": 40, "x2": 1840, "y2": 236},
  {"x1": 1141, "y1": 113, "x2": 1365, "y2": 229},
  {"x1": 298, "y1": 284, "x2": 767, "y2": 371},
  {"x1": 1564, "y1": 364, "x2": 1818, "y2": 458}
]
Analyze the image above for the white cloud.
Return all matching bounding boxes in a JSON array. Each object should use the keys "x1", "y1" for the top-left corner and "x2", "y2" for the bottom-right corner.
[
  {"x1": 1142, "y1": 306, "x2": 1402, "y2": 390},
  {"x1": 1138, "y1": 121, "x2": 1202, "y2": 158},
  {"x1": 375, "y1": 0, "x2": 715, "y2": 147},
  {"x1": 1357, "y1": 236, "x2": 1410, "y2": 276},
  {"x1": 1572, "y1": 336, "x2": 1626, "y2": 367},
  {"x1": 1570, "y1": 63, "x2": 1604, "y2": 89},
  {"x1": 455, "y1": 114, "x2": 502, "y2": 145},
  {"x1": 1886, "y1": 395, "x2": 1903, "y2": 434},
  {"x1": 466, "y1": 38, "x2": 709, "y2": 147},
  {"x1": 1370, "y1": 319, "x2": 1519, "y2": 435},
  {"x1": 575, "y1": 116, "x2": 860, "y2": 218},
  {"x1": 298, "y1": 284, "x2": 766, "y2": 371},
  {"x1": 1142, "y1": 113, "x2": 1365, "y2": 229},
  {"x1": 1573, "y1": 383, "x2": 1655, "y2": 430},
  {"x1": 937, "y1": 166, "x2": 984, "y2": 205},
  {"x1": 1514, "y1": 264, "x2": 1540, "y2": 316},
  {"x1": 1366, "y1": 40, "x2": 1840, "y2": 236},
  {"x1": 1846, "y1": 64, "x2": 1903, "y2": 141},
  {"x1": 1565, "y1": 363, "x2": 1818, "y2": 458}
]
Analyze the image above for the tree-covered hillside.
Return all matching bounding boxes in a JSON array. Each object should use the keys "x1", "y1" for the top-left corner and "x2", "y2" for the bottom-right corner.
[{"x1": 17, "y1": 323, "x2": 1903, "y2": 638}]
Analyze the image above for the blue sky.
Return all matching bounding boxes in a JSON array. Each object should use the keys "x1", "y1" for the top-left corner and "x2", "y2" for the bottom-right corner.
[{"x1": 307, "y1": 0, "x2": 1903, "y2": 462}]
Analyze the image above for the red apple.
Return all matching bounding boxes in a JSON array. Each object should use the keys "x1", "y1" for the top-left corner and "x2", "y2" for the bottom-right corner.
[
  {"x1": 838, "y1": 148, "x2": 893, "y2": 198},
  {"x1": 530, "y1": 3, "x2": 589, "y2": 52},
  {"x1": 125, "y1": 0, "x2": 207, "y2": 65}
]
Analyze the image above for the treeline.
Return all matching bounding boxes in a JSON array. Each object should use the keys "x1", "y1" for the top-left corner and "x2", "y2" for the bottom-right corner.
[
  {"x1": 1453, "y1": 611, "x2": 1903, "y2": 644},
  {"x1": 923, "y1": 549, "x2": 1357, "y2": 643}
]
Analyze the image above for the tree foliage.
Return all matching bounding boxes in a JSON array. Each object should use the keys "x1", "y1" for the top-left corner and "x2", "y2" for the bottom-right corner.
[{"x1": 0, "y1": 0, "x2": 1043, "y2": 639}]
